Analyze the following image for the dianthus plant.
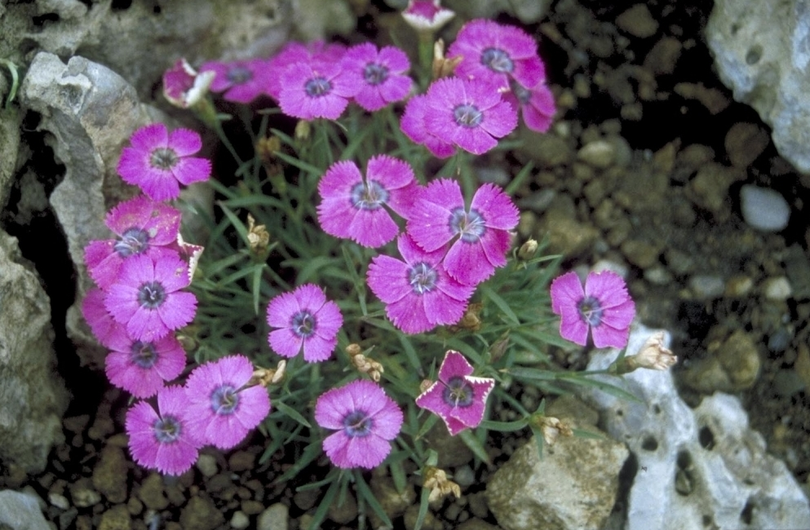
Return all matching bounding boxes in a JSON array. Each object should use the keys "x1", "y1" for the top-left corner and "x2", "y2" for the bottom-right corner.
[{"x1": 82, "y1": 10, "x2": 647, "y2": 529}]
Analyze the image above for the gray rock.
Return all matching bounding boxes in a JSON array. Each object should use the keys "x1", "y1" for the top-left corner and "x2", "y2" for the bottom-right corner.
[
  {"x1": 707, "y1": 0, "x2": 810, "y2": 173},
  {"x1": 445, "y1": 0, "x2": 552, "y2": 23},
  {"x1": 0, "y1": 107, "x2": 22, "y2": 211},
  {"x1": 486, "y1": 426, "x2": 628, "y2": 530},
  {"x1": 258, "y1": 503, "x2": 288, "y2": 530},
  {"x1": 20, "y1": 51, "x2": 155, "y2": 369},
  {"x1": 0, "y1": 230, "x2": 69, "y2": 473},
  {"x1": 739, "y1": 185, "x2": 791, "y2": 232},
  {"x1": 0, "y1": 490, "x2": 51, "y2": 530},
  {"x1": 580, "y1": 324, "x2": 810, "y2": 530}
]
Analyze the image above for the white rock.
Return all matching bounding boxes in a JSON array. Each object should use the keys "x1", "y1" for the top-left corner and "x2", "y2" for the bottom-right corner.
[
  {"x1": 230, "y1": 510, "x2": 250, "y2": 530},
  {"x1": 579, "y1": 323, "x2": 810, "y2": 530},
  {"x1": 196, "y1": 454, "x2": 218, "y2": 478},
  {"x1": 258, "y1": 503, "x2": 288, "y2": 530},
  {"x1": 707, "y1": 0, "x2": 810, "y2": 173},
  {"x1": 0, "y1": 490, "x2": 50, "y2": 530},
  {"x1": 763, "y1": 276, "x2": 792, "y2": 300},
  {"x1": 740, "y1": 185, "x2": 790, "y2": 231}
]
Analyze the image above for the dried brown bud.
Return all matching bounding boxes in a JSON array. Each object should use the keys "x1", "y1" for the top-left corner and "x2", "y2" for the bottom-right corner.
[
  {"x1": 450, "y1": 302, "x2": 483, "y2": 332},
  {"x1": 246, "y1": 214, "x2": 270, "y2": 254},
  {"x1": 348, "y1": 345, "x2": 384, "y2": 382},
  {"x1": 256, "y1": 135, "x2": 282, "y2": 164},
  {"x1": 249, "y1": 360, "x2": 287, "y2": 387},
  {"x1": 534, "y1": 416, "x2": 573, "y2": 446},
  {"x1": 432, "y1": 39, "x2": 463, "y2": 79},
  {"x1": 626, "y1": 331, "x2": 677, "y2": 372},
  {"x1": 345, "y1": 343, "x2": 363, "y2": 358},
  {"x1": 423, "y1": 466, "x2": 461, "y2": 503}
]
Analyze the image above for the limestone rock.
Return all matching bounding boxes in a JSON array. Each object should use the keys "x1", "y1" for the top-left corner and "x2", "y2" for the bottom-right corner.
[
  {"x1": 0, "y1": 490, "x2": 51, "y2": 530},
  {"x1": 707, "y1": 0, "x2": 810, "y2": 173},
  {"x1": 739, "y1": 185, "x2": 791, "y2": 232},
  {"x1": 19, "y1": 51, "x2": 156, "y2": 368},
  {"x1": 580, "y1": 324, "x2": 810, "y2": 530},
  {"x1": 486, "y1": 422, "x2": 628, "y2": 530},
  {"x1": 0, "y1": 107, "x2": 22, "y2": 210},
  {"x1": 0, "y1": 230, "x2": 69, "y2": 473}
]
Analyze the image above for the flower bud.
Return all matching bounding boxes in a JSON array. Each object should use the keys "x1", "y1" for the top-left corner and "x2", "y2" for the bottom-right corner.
[
  {"x1": 626, "y1": 331, "x2": 677, "y2": 372},
  {"x1": 532, "y1": 415, "x2": 573, "y2": 446},
  {"x1": 432, "y1": 39, "x2": 463, "y2": 80},
  {"x1": 402, "y1": 0, "x2": 455, "y2": 33},
  {"x1": 294, "y1": 120, "x2": 311, "y2": 141},
  {"x1": 518, "y1": 238, "x2": 538, "y2": 260},
  {"x1": 423, "y1": 466, "x2": 461, "y2": 503},
  {"x1": 246, "y1": 214, "x2": 270, "y2": 254}
]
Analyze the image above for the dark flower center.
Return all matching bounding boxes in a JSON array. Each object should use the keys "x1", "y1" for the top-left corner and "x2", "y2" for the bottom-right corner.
[
  {"x1": 578, "y1": 296, "x2": 604, "y2": 327},
  {"x1": 453, "y1": 104, "x2": 483, "y2": 128},
  {"x1": 443, "y1": 376, "x2": 474, "y2": 408},
  {"x1": 137, "y1": 281, "x2": 166, "y2": 309},
  {"x1": 481, "y1": 48, "x2": 514, "y2": 73},
  {"x1": 408, "y1": 262, "x2": 438, "y2": 295},
  {"x1": 350, "y1": 180, "x2": 389, "y2": 210},
  {"x1": 449, "y1": 208, "x2": 486, "y2": 243},
  {"x1": 150, "y1": 148, "x2": 179, "y2": 170},
  {"x1": 114, "y1": 227, "x2": 150, "y2": 257},
  {"x1": 343, "y1": 409, "x2": 373, "y2": 437},
  {"x1": 291, "y1": 310, "x2": 317, "y2": 338},
  {"x1": 154, "y1": 415, "x2": 181, "y2": 444},
  {"x1": 211, "y1": 385, "x2": 239, "y2": 415},
  {"x1": 130, "y1": 341, "x2": 158, "y2": 368},
  {"x1": 363, "y1": 63, "x2": 389, "y2": 85},
  {"x1": 305, "y1": 77, "x2": 332, "y2": 98},
  {"x1": 227, "y1": 66, "x2": 253, "y2": 85}
]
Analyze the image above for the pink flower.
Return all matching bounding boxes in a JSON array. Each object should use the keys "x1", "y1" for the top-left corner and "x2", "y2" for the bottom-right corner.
[
  {"x1": 421, "y1": 77, "x2": 517, "y2": 155},
  {"x1": 407, "y1": 179, "x2": 518, "y2": 285},
  {"x1": 162, "y1": 58, "x2": 215, "y2": 109},
  {"x1": 314, "y1": 380, "x2": 403, "y2": 469},
  {"x1": 342, "y1": 43, "x2": 413, "y2": 112},
  {"x1": 183, "y1": 355, "x2": 271, "y2": 450},
  {"x1": 84, "y1": 195, "x2": 182, "y2": 289},
  {"x1": 117, "y1": 123, "x2": 211, "y2": 202},
  {"x1": 550, "y1": 270, "x2": 636, "y2": 349},
  {"x1": 416, "y1": 350, "x2": 495, "y2": 435},
  {"x1": 503, "y1": 79, "x2": 556, "y2": 133},
  {"x1": 266, "y1": 284, "x2": 343, "y2": 362},
  {"x1": 82, "y1": 288, "x2": 120, "y2": 348},
  {"x1": 266, "y1": 41, "x2": 347, "y2": 100},
  {"x1": 400, "y1": 95, "x2": 455, "y2": 159},
  {"x1": 317, "y1": 155, "x2": 418, "y2": 248},
  {"x1": 401, "y1": 0, "x2": 455, "y2": 32},
  {"x1": 104, "y1": 253, "x2": 197, "y2": 343},
  {"x1": 126, "y1": 385, "x2": 202, "y2": 476},
  {"x1": 104, "y1": 326, "x2": 186, "y2": 399},
  {"x1": 200, "y1": 58, "x2": 271, "y2": 104},
  {"x1": 367, "y1": 234, "x2": 474, "y2": 334},
  {"x1": 278, "y1": 61, "x2": 354, "y2": 120},
  {"x1": 448, "y1": 19, "x2": 546, "y2": 91}
]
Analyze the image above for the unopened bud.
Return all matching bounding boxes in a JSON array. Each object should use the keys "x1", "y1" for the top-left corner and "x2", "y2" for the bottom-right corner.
[
  {"x1": 432, "y1": 39, "x2": 462, "y2": 79},
  {"x1": 345, "y1": 343, "x2": 363, "y2": 357},
  {"x1": 518, "y1": 238, "x2": 538, "y2": 260},
  {"x1": 294, "y1": 120, "x2": 311, "y2": 140},
  {"x1": 488, "y1": 332, "x2": 510, "y2": 362},
  {"x1": 419, "y1": 379, "x2": 434, "y2": 394},
  {"x1": 451, "y1": 302, "x2": 483, "y2": 332},
  {"x1": 533, "y1": 415, "x2": 573, "y2": 446},
  {"x1": 626, "y1": 331, "x2": 677, "y2": 372}
]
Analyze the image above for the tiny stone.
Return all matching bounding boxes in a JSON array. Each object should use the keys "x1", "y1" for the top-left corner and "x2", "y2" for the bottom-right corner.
[
  {"x1": 740, "y1": 185, "x2": 790, "y2": 232},
  {"x1": 228, "y1": 451, "x2": 255, "y2": 472},
  {"x1": 616, "y1": 4, "x2": 659, "y2": 38},
  {"x1": 688, "y1": 275, "x2": 726, "y2": 299},
  {"x1": 48, "y1": 492, "x2": 70, "y2": 510},
  {"x1": 644, "y1": 266, "x2": 672, "y2": 285},
  {"x1": 725, "y1": 275, "x2": 754, "y2": 298},
  {"x1": 258, "y1": 503, "x2": 288, "y2": 530},
  {"x1": 453, "y1": 465, "x2": 475, "y2": 488},
  {"x1": 725, "y1": 122, "x2": 769, "y2": 167},
  {"x1": 98, "y1": 504, "x2": 131, "y2": 530},
  {"x1": 69, "y1": 478, "x2": 101, "y2": 508},
  {"x1": 230, "y1": 511, "x2": 250, "y2": 530},
  {"x1": 126, "y1": 496, "x2": 142, "y2": 516},
  {"x1": 577, "y1": 139, "x2": 617, "y2": 168},
  {"x1": 763, "y1": 276, "x2": 792, "y2": 301},
  {"x1": 196, "y1": 454, "x2": 218, "y2": 478}
]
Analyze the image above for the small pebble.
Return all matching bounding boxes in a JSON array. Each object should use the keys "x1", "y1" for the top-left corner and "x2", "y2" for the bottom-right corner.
[
  {"x1": 763, "y1": 276, "x2": 792, "y2": 301},
  {"x1": 48, "y1": 492, "x2": 69, "y2": 510},
  {"x1": 453, "y1": 465, "x2": 475, "y2": 488},
  {"x1": 688, "y1": 275, "x2": 725, "y2": 299},
  {"x1": 740, "y1": 185, "x2": 790, "y2": 232},
  {"x1": 577, "y1": 140, "x2": 616, "y2": 168},
  {"x1": 230, "y1": 510, "x2": 250, "y2": 529},
  {"x1": 196, "y1": 454, "x2": 218, "y2": 478},
  {"x1": 258, "y1": 503, "x2": 288, "y2": 530}
]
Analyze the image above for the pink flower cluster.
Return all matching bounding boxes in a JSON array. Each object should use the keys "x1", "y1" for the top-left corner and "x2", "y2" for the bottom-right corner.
[
  {"x1": 402, "y1": 19, "x2": 556, "y2": 157},
  {"x1": 82, "y1": 124, "x2": 269, "y2": 475},
  {"x1": 314, "y1": 153, "x2": 519, "y2": 334}
]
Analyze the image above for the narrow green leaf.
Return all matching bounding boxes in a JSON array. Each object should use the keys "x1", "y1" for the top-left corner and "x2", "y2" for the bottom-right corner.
[
  {"x1": 354, "y1": 471, "x2": 393, "y2": 528},
  {"x1": 306, "y1": 476, "x2": 340, "y2": 530},
  {"x1": 479, "y1": 419, "x2": 528, "y2": 432},
  {"x1": 555, "y1": 372, "x2": 642, "y2": 402},
  {"x1": 505, "y1": 161, "x2": 535, "y2": 196},
  {"x1": 413, "y1": 485, "x2": 431, "y2": 530},
  {"x1": 459, "y1": 429, "x2": 491, "y2": 465},
  {"x1": 480, "y1": 284, "x2": 520, "y2": 325},
  {"x1": 273, "y1": 441, "x2": 321, "y2": 484},
  {"x1": 274, "y1": 400, "x2": 312, "y2": 428}
]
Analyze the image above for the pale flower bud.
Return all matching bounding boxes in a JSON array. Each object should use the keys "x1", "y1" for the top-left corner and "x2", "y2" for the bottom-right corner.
[
  {"x1": 432, "y1": 39, "x2": 463, "y2": 80},
  {"x1": 423, "y1": 466, "x2": 461, "y2": 503},
  {"x1": 162, "y1": 58, "x2": 215, "y2": 109},
  {"x1": 627, "y1": 331, "x2": 677, "y2": 371},
  {"x1": 249, "y1": 360, "x2": 287, "y2": 387},
  {"x1": 347, "y1": 344, "x2": 384, "y2": 382},
  {"x1": 402, "y1": 0, "x2": 455, "y2": 33},
  {"x1": 535, "y1": 416, "x2": 573, "y2": 446},
  {"x1": 246, "y1": 214, "x2": 270, "y2": 254},
  {"x1": 518, "y1": 238, "x2": 538, "y2": 260},
  {"x1": 419, "y1": 379, "x2": 434, "y2": 394}
]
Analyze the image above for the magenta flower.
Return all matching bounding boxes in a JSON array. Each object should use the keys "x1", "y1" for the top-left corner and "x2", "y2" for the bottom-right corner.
[
  {"x1": 407, "y1": 179, "x2": 518, "y2": 286},
  {"x1": 266, "y1": 284, "x2": 343, "y2": 362},
  {"x1": 317, "y1": 155, "x2": 418, "y2": 248},
  {"x1": 183, "y1": 355, "x2": 271, "y2": 450},
  {"x1": 422, "y1": 77, "x2": 517, "y2": 155},
  {"x1": 314, "y1": 380, "x2": 403, "y2": 469},
  {"x1": 278, "y1": 61, "x2": 354, "y2": 120},
  {"x1": 266, "y1": 41, "x2": 347, "y2": 100},
  {"x1": 84, "y1": 195, "x2": 182, "y2": 289},
  {"x1": 200, "y1": 58, "x2": 271, "y2": 104},
  {"x1": 126, "y1": 385, "x2": 202, "y2": 476},
  {"x1": 503, "y1": 79, "x2": 556, "y2": 133},
  {"x1": 415, "y1": 350, "x2": 495, "y2": 435},
  {"x1": 550, "y1": 270, "x2": 636, "y2": 349},
  {"x1": 81, "y1": 288, "x2": 120, "y2": 348},
  {"x1": 401, "y1": 0, "x2": 455, "y2": 32},
  {"x1": 117, "y1": 123, "x2": 211, "y2": 202},
  {"x1": 104, "y1": 253, "x2": 197, "y2": 343},
  {"x1": 448, "y1": 19, "x2": 546, "y2": 91},
  {"x1": 104, "y1": 326, "x2": 186, "y2": 399},
  {"x1": 162, "y1": 58, "x2": 215, "y2": 109},
  {"x1": 367, "y1": 234, "x2": 474, "y2": 334},
  {"x1": 341, "y1": 43, "x2": 413, "y2": 112},
  {"x1": 400, "y1": 95, "x2": 455, "y2": 159}
]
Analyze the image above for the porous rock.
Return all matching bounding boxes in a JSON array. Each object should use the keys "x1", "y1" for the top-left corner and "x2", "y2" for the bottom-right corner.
[
  {"x1": 0, "y1": 229, "x2": 69, "y2": 473},
  {"x1": 0, "y1": 490, "x2": 51, "y2": 530},
  {"x1": 580, "y1": 323, "x2": 810, "y2": 530},
  {"x1": 707, "y1": 0, "x2": 810, "y2": 173}
]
